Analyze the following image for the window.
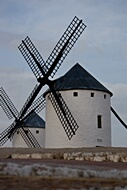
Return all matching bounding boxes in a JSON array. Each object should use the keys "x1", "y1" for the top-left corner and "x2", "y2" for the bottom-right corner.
[
  {"x1": 97, "y1": 138, "x2": 102, "y2": 142},
  {"x1": 91, "y1": 92, "x2": 94, "y2": 97},
  {"x1": 97, "y1": 115, "x2": 102, "y2": 128},
  {"x1": 73, "y1": 92, "x2": 78, "y2": 97},
  {"x1": 104, "y1": 94, "x2": 106, "y2": 99},
  {"x1": 17, "y1": 131, "x2": 19, "y2": 134},
  {"x1": 36, "y1": 130, "x2": 39, "y2": 134}
]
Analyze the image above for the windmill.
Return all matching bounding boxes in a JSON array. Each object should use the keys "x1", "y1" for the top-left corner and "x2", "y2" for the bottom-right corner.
[
  {"x1": 0, "y1": 87, "x2": 46, "y2": 147},
  {"x1": 18, "y1": 16, "x2": 86, "y2": 141},
  {"x1": 44, "y1": 63, "x2": 127, "y2": 148}
]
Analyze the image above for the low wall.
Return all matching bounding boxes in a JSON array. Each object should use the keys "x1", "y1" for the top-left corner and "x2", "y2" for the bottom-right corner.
[
  {"x1": 12, "y1": 151, "x2": 127, "y2": 162},
  {"x1": 1, "y1": 147, "x2": 127, "y2": 162}
]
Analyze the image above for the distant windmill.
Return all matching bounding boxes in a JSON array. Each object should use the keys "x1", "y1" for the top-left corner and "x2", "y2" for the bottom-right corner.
[
  {"x1": 18, "y1": 16, "x2": 86, "y2": 140},
  {"x1": 0, "y1": 87, "x2": 45, "y2": 147}
]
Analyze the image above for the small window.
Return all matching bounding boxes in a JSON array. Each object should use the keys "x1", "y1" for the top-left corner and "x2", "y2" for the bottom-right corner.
[
  {"x1": 73, "y1": 92, "x2": 78, "y2": 97},
  {"x1": 97, "y1": 115, "x2": 102, "y2": 128},
  {"x1": 91, "y1": 92, "x2": 94, "y2": 97},
  {"x1": 97, "y1": 138, "x2": 102, "y2": 142},
  {"x1": 36, "y1": 130, "x2": 39, "y2": 134},
  {"x1": 104, "y1": 94, "x2": 106, "y2": 99},
  {"x1": 17, "y1": 131, "x2": 19, "y2": 134}
]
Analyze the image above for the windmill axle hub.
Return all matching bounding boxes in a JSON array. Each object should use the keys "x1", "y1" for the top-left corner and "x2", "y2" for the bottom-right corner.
[{"x1": 37, "y1": 77, "x2": 49, "y2": 85}]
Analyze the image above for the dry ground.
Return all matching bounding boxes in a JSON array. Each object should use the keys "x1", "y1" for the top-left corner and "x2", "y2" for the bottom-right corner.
[
  {"x1": 0, "y1": 175, "x2": 127, "y2": 190},
  {"x1": 1, "y1": 147, "x2": 127, "y2": 189}
]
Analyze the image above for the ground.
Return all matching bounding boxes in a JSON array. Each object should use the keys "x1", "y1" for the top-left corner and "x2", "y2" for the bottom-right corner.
[{"x1": 0, "y1": 147, "x2": 127, "y2": 189}]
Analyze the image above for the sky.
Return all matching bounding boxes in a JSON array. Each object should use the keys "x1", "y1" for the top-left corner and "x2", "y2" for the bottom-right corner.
[{"x1": 0, "y1": 0, "x2": 127, "y2": 147}]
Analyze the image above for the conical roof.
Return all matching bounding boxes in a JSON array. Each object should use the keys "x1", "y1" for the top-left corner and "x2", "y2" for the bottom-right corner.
[
  {"x1": 24, "y1": 112, "x2": 45, "y2": 128},
  {"x1": 45, "y1": 63, "x2": 113, "y2": 96}
]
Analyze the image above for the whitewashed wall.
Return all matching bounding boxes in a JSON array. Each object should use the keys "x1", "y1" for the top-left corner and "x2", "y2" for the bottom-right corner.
[
  {"x1": 45, "y1": 89, "x2": 111, "y2": 148},
  {"x1": 12, "y1": 127, "x2": 45, "y2": 148}
]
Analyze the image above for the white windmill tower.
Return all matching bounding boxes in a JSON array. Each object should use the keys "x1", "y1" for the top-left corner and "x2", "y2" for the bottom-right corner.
[
  {"x1": 44, "y1": 63, "x2": 113, "y2": 148},
  {"x1": 12, "y1": 112, "x2": 45, "y2": 148}
]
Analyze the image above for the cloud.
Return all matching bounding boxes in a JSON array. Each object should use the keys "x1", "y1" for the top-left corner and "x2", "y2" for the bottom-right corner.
[
  {"x1": 105, "y1": 82, "x2": 127, "y2": 147},
  {"x1": 0, "y1": 68, "x2": 37, "y2": 108},
  {"x1": 106, "y1": 83, "x2": 127, "y2": 118},
  {"x1": 0, "y1": 0, "x2": 127, "y2": 147},
  {"x1": 0, "y1": 32, "x2": 23, "y2": 50}
]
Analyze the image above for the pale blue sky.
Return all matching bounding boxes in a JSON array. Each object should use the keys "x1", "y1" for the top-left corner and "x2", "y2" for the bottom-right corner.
[{"x1": 0, "y1": 0, "x2": 127, "y2": 146}]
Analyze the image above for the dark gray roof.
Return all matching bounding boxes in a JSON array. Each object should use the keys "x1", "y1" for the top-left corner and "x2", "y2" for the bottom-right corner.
[
  {"x1": 23, "y1": 112, "x2": 45, "y2": 128},
  {"x1": 45, "y1": 63, "x2": 113, "y2": 96}
]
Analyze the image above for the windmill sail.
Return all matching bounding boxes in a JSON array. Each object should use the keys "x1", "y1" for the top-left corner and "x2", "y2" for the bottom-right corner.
[
  {"x1": 18, "y1": 16, "x2": 86, "y2": 140},
  {"x1": 0, "y1": 87, "x2": 18, "y2": 119},
  {"x1": 48, "y1": 91, "x2": 79, "y2": 139}
]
